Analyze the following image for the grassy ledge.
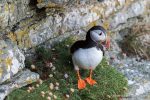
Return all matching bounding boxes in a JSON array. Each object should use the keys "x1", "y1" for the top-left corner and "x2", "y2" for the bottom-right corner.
[{"x1": 6, "y1": 37, "x2": 127, "y2": 100}]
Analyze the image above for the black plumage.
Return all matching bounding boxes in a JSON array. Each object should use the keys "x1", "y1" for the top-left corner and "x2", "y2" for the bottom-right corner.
[
  {"x1": 70, "y1": 40, "x2": 104, "y2": 56},
  {"x1": 70, "y1": 26, "x2": 106, "y2": 55}
]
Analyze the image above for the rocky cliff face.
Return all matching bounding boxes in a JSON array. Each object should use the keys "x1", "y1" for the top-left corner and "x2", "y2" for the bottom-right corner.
[
  {"x1": 0, "y1": 0, "x2": 150, "y2": 100},
  {"x1": 0, "y1": 39, "x2": 25, "y2": 83},
  {"x1": 0, "y1": 0, "x2": 148, "y2": 50}
]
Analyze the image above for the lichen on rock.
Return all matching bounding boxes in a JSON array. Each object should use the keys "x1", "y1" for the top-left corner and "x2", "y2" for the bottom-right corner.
[{"x1": 0, "y1": 39, "x2": 25, "y2": 84}]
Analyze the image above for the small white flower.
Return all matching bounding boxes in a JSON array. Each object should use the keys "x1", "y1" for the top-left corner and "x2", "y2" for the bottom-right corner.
[
  {"x1": 66, "y1": 45, "x2": 69, "y2": 47},
  {"x1": 31, "y1": 86, "x2": 35, "y2": 90},
  {"x1": 106, "y1": 95, "x2": 111, "y2": 98},
  {"x1": 36, "y1": 84, "x2": 40, "y2": 87},
  {"x1": 122, "y1": 53, "x2": 127, "y2": 58},
  {"x1": 55, "y1": 86, "x2": 59, "y2": 90},
  {"x1": 64, "y1": 73, "x2": 69, "y2": 79},
  {"x1": 49, "y1": 83, "x2": 54, "y2": 90},
  {"x1": 47, "y1": 96, "x2": 51, "y2": 100},
  {"x1": 55, "y1": 82, "x2": 59, "y2": 86},
  {"x1": 70, "y1": 88, "x2": 75, "y2": 93},
  {"x1": 52, "y1": 48, "x2": 55, "y2": 51},
  {"x1": 37, "y1": 79, "x2": 43, "y2": 84},
  {"x1": 38, "y1": 79, "x2": 43, "y2": 84},
  {"x1": 53, "y1": 57, "x2": 56, "y2": 60},
  {"x1": 46, "y1": 62, "x2": 53, "y2": 68},
  {"x1": 53, "y1": 95, "x2": 57, "y2": 99},
  {"x1": 52, "y1": 67, "x2": 56, "y2": 71},
  {"x1": 49, "y1": 74, "x2": 53, "y2": 78},
  {"x1": 28, "y1": 87, "x2": 32, "y2": 91},
  {"x1": 49, "y1": 62, "x2": 53, "y2": 68},
  {"x1": 27, "y1": 89, "x2": 31, "y2": 93},
  {"x1": 31, "y1": 64, "x2": 36, "y2": 69},
  {"x1": 123, "y1": 87, "x2": 127, "y2": 91},
  {"x1": 68, "y1": 61, "x2": 71, "y2": 64},
  {"x1": 66, "y1": 94, "x2": 70, "y2": 98},
  {"x1": 48, "y1": 92, "x2": 53, "y2": 96},
  {"x1": 41, "y1": 91, "x2": 45, "y2": 95}
]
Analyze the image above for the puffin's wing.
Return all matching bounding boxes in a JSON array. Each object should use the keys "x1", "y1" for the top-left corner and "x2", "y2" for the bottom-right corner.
[{"x1": 70, "y1": 40, "x2": 85, "y2": 54}]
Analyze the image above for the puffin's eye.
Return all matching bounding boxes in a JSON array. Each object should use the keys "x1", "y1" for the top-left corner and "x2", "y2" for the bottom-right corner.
[{"x1": 99, "y1": 32, "x2": 102, "y2": 35}]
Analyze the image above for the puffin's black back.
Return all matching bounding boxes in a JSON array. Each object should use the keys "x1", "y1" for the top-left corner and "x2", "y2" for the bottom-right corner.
[
  {"x1": 70, "y1": 40, "x2": 97, "y2": 54},
  {"x1": 70, "y1": 40, "x2": 105, "y2": 56},
  {"x1": 70, "y1": 26, "x2": 106, "y2": 55}
]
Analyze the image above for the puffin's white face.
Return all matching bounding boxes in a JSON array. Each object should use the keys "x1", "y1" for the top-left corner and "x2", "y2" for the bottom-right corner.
[{"x1": 90, "y1": 30, "x2": 106, "y2": 42}]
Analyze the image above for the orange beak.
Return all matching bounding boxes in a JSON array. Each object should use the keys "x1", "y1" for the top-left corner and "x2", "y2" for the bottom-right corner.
[
  {"x1": 105, "y1": 36, "x2": 110, "y2": 49},
  {"x1": 102, "y1": 32, "x2": 110, "y2": 49}
]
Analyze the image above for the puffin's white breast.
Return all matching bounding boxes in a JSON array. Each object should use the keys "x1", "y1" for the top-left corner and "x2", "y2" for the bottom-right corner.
[{"x1": 72, "y1": 47, "x2": 103, "y2": 70}]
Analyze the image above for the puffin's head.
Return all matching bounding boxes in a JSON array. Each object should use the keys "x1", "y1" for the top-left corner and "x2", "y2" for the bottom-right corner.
[{"x1": 86, "y1": 26, "x2": 110, "y2": 49}]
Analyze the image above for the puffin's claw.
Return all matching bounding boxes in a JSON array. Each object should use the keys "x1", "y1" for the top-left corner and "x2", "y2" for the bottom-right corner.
[
  {"x1": 78, "y1": 79, "x2": 86, "y2": 89},
  {"x1": 85, "y1": 77, "x2": 97, "y2": 85}
]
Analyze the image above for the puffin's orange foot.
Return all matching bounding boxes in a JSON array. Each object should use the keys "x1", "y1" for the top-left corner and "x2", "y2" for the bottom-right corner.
[
  {"x1": 78, "y1": 79, "x2": 86, "y2": 89},
  {"x1": 85, "y1": 77, "x2": 97, "y2": 85}
]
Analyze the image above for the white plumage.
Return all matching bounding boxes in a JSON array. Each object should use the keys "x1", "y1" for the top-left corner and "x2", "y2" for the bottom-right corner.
[{"x1": 72, "y1": 47, "x2": 103, "y2": 70}]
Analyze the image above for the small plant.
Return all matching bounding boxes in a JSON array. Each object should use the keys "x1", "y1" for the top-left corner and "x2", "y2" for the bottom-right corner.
[
  {"x1": 35, "y1": 46, "x2": 52, "y2": 61},
  {"x1": 121, "y1": 24, "x2": 150, "y2": 60}
]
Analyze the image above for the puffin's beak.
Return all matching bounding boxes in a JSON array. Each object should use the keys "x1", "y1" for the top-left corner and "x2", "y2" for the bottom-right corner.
[
  {"x1": 105, "y1": 36, "x2": 110, "y2": 49},
  {"x1": 101, "y1": 33, "x2": 110, "y2": 49}
]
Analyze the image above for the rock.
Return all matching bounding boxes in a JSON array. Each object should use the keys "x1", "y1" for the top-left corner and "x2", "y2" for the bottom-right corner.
[
  {"x1": 0, "y1": 38, "x2": 39, "y2": 100},
  {"x1": 110, "y1": 0, "x2": 147, "y2": 30},
  {"x1": 36, "y1": 0, "x2": 97, "y2": 8},
  {"x1": 0, "y1": 69, "x2": 39, "y2": 100},
  {"x1": 28, "y1": 0, "x2": 148, "y2": 50},
  {"x1": 0, "y1": 39, "x2": 25, "y2": 84},
  {"x1": 29, "y1": 5, "x2": 100, "y2": 46},
  {"x1": 107, "y1": 40, "x2": 150, "y2": 100},
  {"x1": 0, "y1": 0, "x2": 32, "y2": 30},
  {"x1": 0, "y1": 0, "x2": 148, "y2": 50},
  {"x1": 104, "y1": 3, "x2": 150, "y2": 97},
  {"x1": 106, "y1": 19, "x2": 150, "y2": 100}
]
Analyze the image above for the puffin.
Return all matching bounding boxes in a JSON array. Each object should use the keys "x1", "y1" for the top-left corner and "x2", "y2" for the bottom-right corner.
[{"x1": 70, "y1": 26, "x2": 110, "y2": 89}]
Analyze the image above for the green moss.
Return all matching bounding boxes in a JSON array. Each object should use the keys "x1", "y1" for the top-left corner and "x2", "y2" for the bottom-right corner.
[{"x1": 6, "y1": 37, "x2": 127, "y2": 100}]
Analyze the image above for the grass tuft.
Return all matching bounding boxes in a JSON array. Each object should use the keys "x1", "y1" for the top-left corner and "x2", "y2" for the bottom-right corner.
[
  {"x1": 7, "y1": 37, "x2": 127, "y2": 100},
  {"x1": 121, "y1": 24, "x2": 150, "y2": 60}
]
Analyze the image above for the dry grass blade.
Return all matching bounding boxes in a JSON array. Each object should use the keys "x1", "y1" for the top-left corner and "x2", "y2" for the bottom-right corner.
[{"x1": 121, "y1": 23, "x2": 150, "y2": 60}]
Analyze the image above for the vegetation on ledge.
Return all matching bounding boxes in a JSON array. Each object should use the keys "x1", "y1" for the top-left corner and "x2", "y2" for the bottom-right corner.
[{"x1": 6, "y1": 37, "x2": 127, "y2": 100}]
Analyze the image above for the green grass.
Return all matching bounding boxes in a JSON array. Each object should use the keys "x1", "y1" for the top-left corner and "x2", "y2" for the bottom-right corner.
[{"x1": 6, "y1": 37, "x2": 127, "y2": 100}]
